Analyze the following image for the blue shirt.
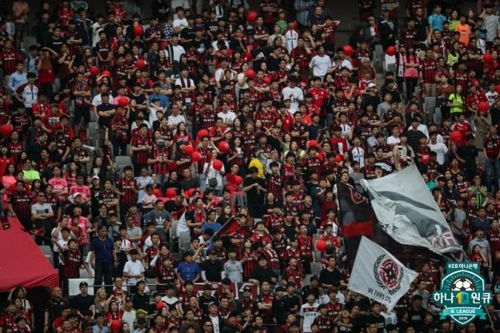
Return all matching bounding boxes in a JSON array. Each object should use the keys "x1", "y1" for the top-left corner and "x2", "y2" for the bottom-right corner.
[
  {"x1": 176, "y1": 261, "x2": 201, "y2": 282},
  {"x1": 8, "y1": 72, "x2": 27, "y2": 93},
  {"x1": 149, "y1": 93, "x2": 169, "y2": 108},
  {"x1": 202, "y1": 222, "x2": 222, "y2": 234},
  {"x1": 428, "y1": 14, "x2": 447, "y2": 32},
  {"x1": 90, "y1": 237, "x2": 114, "y2": 263}
]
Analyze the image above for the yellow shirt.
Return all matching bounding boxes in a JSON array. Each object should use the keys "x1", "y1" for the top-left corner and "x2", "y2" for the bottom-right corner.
[{"x1": 248, "y1": 158, "x2": 264, "y2": 178}]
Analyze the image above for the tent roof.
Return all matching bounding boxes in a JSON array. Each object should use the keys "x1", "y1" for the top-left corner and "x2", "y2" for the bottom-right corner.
[{"x1": 0, "y1": 218, "x2": 58, "y2": 292}]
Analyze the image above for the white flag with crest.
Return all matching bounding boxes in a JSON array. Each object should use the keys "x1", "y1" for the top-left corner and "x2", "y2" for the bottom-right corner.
[{"x1": 348, "y1": 237, "x2": 418, "y2": 311}]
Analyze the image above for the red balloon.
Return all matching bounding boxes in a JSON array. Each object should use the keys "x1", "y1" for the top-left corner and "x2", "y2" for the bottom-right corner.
[
  {"x1": 386, "y1": 46, "x2": 397, "y2": 56},
  {"x1": 156, "y1": 301, "x2": 166, "y2": 310},
  {"x1": 245, "y1": 69, "x2": 256, "y2": 79},
  {"x1": 102, "y1": 70, "x2": 111, "y2": 77},
  {"x1": 136, "y1": 59, "x2": 146, "y2": 69},
  {"x1": 153, "y1": 188, "x2": 161, "y2": 196},
  {"x1": 213, "y1": 160, "x2": 223, "y2": 170},
  {"x1": 262, "y1": 76, "x2": 272, "y2": 85},
  {"x1": 184, "y1": 145, "x2": 194, "y2": 155},
  {"x1": 235, "y1": 176, "x2": 243, "y2": 185},
  {"x1": 116, "y1": 96, "x2": 130, "y2": 107},
  {"x1": 342, "y1": 45, "x2": 354, "y2": 56},
  {"x1": 484, "y1": 53, "x2": 493, "y2": 63},
  {"x1": 110, "y1": 320, "x2": 121, "y2": 332},
  {"x1": 478, "y1": 101, "x2": 489, "y2": 112},
  {"x1": 420, "y1": 154, "x2": 430, "y2": 163},
  {"x1": 191, "y1": 151, "x2": 201, "y2": 162},
  {"x1": 89, "y1": 66, "x2": 99, "y2": 76},
  {"x1": 308, "y1": 140, "x2": 318, "y2": 148},
  {"x1": 218, "y1": 141, "x2": 230, "y2": 153},
  {"x1": 197, "y1": 129, "x2": 209, "y2": 140},
  {"x1": 0, "y1": 124, "x2": 13, "y2": 137},
  {"x1": 185, "y1": 188, "x2": 196, "y2": 198},
  {"x1": 496, "y1": 85, "x2": 500, "y2": 94},
  {"x1": 334, "y1": 154, "x2": 343, "y2": 163},
  {"x1": 246, "y1": 10, "x2": 258, "y2": 23},
  {"x1": 133, "y1": 25, "x2": 144, "y2": 37},
  {"x1": 166, "y1": 188, "x2": 177, "y2": 198},
  {"x1": 316, "y1": 240, "x2": 327, "y2": 252},
  {"x1": 450, "y1": 130, "x2": 464, "y2": 143}
]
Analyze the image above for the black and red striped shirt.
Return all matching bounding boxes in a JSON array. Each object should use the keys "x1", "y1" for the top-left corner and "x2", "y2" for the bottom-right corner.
[
  {"x1": 116, "y1": 177, "x2": 138, "y2": 204},
  {"x1": 9, "y1": 191, "x2": 31, "y2": 219},
  {"x1": 266, "y1": 173, "x2": 284, "y2": 201},
  {"x1": 131, "y1": 134, "x2": 153, "y2": 164},
  {"x1": 401, "y1": 27, "x2": 417, "y2": 49},
  {"x1": 313, "y1": 315, "x2": 335, "y2": 333},
  {"x1": 260, "y1": 0, "x2": 278, "y2": 24},
  {"x1": 61, "y1": 249, "x2": 82, "y2": 278},
  {"x1": 422, "y1": 58, "x2": 438, "y2": 84},
  {"x1": 1, "y1": 50, "x2": 19, "y2": 75}
]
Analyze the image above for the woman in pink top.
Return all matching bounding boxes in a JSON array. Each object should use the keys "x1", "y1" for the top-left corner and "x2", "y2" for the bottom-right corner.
[
  {"x1": 2, "y1": 164, "x2": 17, "y2": 214},
  {"x1": 69, "y1": 213, "x2": 91, "y2": 256}
]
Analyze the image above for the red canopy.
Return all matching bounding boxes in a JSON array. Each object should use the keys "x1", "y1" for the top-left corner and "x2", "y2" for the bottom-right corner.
[{"x1": 0, "y1": 217, "x2": 59, "y2": 292}]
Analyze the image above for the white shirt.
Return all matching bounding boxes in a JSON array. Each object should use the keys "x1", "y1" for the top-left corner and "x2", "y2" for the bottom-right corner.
[
  {"x1": 427, "y1": 141, "x2": 448, "y2": 165},
  {"x1": 173, "y1": 17, "x2": 188, "y2": 30},
  {"x1": 387, "y1": 136, "x2": 401, "y2": 147},
  {"x1": 203, "y1": 162, "x2": 225, "y2": 188},
  {"x1": 177, "y1": 212, "x2": 190, "y2": 234},
  {"x1": 282, "y1": 86, "x2": 304, "y2": 112},
  {"x1": 217, "y1": 111, "x2": 237, "y2": 124},
  {"x1": 92, "y1": 93, "x2": 114, "y2": 107},
  {"x1": 285, "y1": 30, "x2": 299, "y2": 54},
  {"x1": 123, "y1": 259, "x2": 145, "y2": 285},
  {"x1": 299, "y1": 302, "x2": 320, "y2": 333},
  {"x1": 175, "y1": 77, "x2": 194, "y2": 89},
  {"x1": 167, "y1": 114, "x2": 186, "y2": 127},
  {"x1": 212, "y1": 40, "x2": 230, "y2": 52},
  {"x1": 309, "y1": 54, "x2": 331, "y2": 78},
  {"x1": 351, "y1": 147, "x2": 365, "y2": 168},
  {"x1": 408, "y1": 124, "x2": 429, "y2": 138},
  {"x1": 166, "y1": 45, "x2": 186, "y2": 62}
]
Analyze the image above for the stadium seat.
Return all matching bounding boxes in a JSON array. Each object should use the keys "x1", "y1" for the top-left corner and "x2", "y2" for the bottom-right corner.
[{"x1": 115, "y1": 156, "x2": 133, "y2": 177}]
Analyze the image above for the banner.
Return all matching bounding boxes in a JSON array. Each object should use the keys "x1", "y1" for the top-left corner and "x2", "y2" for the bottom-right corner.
[
  {"x1": 348, "y1": 237, "x2": 419, "y2": 311},
  {"x1": 360, "y1": 165, "x2": 465, "y2": 260},
  {"x1": 337, "y1": 182, "x2": 375, "y2": 266}
]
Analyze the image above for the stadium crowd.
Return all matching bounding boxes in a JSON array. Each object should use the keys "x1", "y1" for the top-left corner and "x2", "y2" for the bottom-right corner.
[{"x1": 2, "y1": 0, "x2": 500, "y2": 332}]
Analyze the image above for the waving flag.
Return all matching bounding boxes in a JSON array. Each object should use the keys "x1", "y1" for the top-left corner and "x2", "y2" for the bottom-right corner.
[
  {"x1": 360, "y1": 165, "x2": 465, "y2": 260},
  {"x1": 337, "y1": 182, "x2": 375, "y2": 266},
  {"x1": 349, "y1": 237, "x2": 419, "y2": 311}
]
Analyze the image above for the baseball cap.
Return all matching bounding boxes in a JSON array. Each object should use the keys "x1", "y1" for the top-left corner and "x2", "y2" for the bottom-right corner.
[
  {"x1": 79, "y1": 281, "x2": 89, "y2": 287},
  {"x1": 367, "y1": 82, "x2": 376, "y2": 89}
]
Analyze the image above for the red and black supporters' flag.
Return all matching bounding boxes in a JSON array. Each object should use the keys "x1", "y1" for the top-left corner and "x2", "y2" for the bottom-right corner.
[
  {"x1": 211, "y1": 216, "x2": 253, "y2": 242},
  {"x1": 337, "y1": 182, "x2": 375, "y2": 267}
]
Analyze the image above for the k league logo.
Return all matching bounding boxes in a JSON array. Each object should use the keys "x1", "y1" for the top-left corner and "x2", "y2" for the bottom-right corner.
[{"x1": 432, "y1": 262, "x2": 493, "y2": 326}]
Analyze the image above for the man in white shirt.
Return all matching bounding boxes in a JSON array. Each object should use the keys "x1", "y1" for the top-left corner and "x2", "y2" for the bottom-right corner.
[
  {"x1": 173, "y1": 7, "x2": 188, "y2": 30},
  {"x1": 427, "y1": 131, "x2": 448, "y2": 164},
  {"x1": 217, "y1": 101, "x2": 237, "y2": 126},
  {"x1": 299, "y1": 293, "x2": 320, "y2": 333},
  {"x1": 282, "y1": 76, "x2": 303, "y2": 112},
  {"x1": 309, "y1": 45, "x2": 332, "y2": 79},
  {"x1": 167, "y1": 104, "x2": 186, "y2": 130},
  {"x1": 165, "y1": 35, "x2": 186, "y2": 62},
  {"x1": 122, "y1": 249, "x2": 145, "y2": 287},
  {"x1": 386, "y1": 126, "x2": 401, "y2": 147},
  {"x1": 92, "y1": 83, "x2": 114, "y2": 112}
]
